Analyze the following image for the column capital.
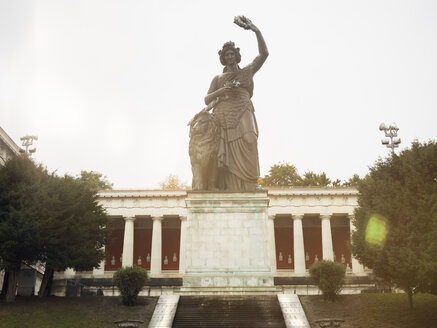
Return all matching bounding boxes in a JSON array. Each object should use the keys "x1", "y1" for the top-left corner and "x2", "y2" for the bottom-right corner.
[
  {"x1": 151, "y1": 216, "x2": 164, "y2": 221},
  {"x1": 268, "y1": 215, "x2": 276, "y2": 220},
  {"x1": 179, "y1": 216, "x2": 187, "y2": 221},
  {"x1": 348, "y1": 213, "x2": 355, "y2": 220},
  {"x1": 292, "y1": 214, "x2": 304, "y2": 220},
  {"x1": 123, "y1": 216, "x2": 136, "y2": 222},
  {"x1": 320, "y1": 214, "x2": 332, "y2": 220}
]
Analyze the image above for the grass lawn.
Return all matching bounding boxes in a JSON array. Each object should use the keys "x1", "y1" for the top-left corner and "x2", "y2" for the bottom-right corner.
[
  {"x1": 300, "y1": 293, "x2": 437, "y2": 328},
  {"x1": 3, "y1": 293, "x2": 437, "y2": 327},
  {"x1": 0, "y1": 296, "x2": 157, "y2": 328}
]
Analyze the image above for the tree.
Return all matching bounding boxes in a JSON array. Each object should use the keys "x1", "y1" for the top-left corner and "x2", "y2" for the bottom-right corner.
[
  {"x1": 0, "y1": 157, "x2": 110, "y2": 301},
  {"x1": 0, "y1": 156, "x2": 47, "y2": 302},
  {"x1": 37, "y1": 174, "x2": 109, "y2": 297},
  {"x1": 160, "y1": 174, "x2": 188, "y2": 190},
  {"x1": 261, "y1": 162, "x2": 348, "y2": 188},
  {"x1": 261, "y1": 162, "x2": 302, "y2": 187},
  {"x1": 300, "y1": 171, "x2": 332, "y2": 187},
  {"x1": 78, "y1": 170, "x2": 113, "y2": 192},
  {"x1": 332, "y1": 179, "x2": 342, "y2": 187},
  {"x1": 351, "y1": 141, "x2": 437, "y2": 308},
  {"x1": 342, "y1": 174, "x2": 362, "y2": 187}
]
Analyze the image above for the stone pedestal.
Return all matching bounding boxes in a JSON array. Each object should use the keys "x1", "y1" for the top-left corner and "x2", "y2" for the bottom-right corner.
[{"x1": 182, "y1": 192, "x2": 274, "y2": 291}]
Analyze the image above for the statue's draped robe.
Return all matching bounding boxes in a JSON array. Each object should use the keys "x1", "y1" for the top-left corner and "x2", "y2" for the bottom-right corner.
[{"x1": 208, "y1": 64, "x2": 260, "y2": 191}]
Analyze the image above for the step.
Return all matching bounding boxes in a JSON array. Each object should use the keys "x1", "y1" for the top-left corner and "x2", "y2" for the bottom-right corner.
[
  {"x1": 172, "y1": 295, "x2": 286, "y2": 328},
  {"x1": 178, "y1": 286, "x2": 282, "y2": 295}
]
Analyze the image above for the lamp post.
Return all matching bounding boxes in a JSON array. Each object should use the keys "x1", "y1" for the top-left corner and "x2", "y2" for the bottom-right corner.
[
  {"x1": 379, "y1": 123, "x2": 401, "y2": 154},
  {"x1": 20, "y1": 135, "x2": 38, "y2": 156}
]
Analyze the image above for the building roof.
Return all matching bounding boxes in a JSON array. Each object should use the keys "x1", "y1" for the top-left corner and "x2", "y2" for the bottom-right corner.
[
  {"x1": 0, "y1": 127, "x2": 23, "y2": 164},
  {"x1": 0, "y1": 126, "x2": 22, "y2": 155}
]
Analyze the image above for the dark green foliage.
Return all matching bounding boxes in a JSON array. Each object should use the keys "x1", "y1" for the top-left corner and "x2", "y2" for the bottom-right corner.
[
  {"x1": 0, "y1": 156, "x2": 50, "y2": 301},
  {"x1": 78, "y1": 170, "x2": 113, "y2": 192},
  {"x1": 332, "y1": 179, "x2": 342, "y2": 187},
  {"x1": 300, "y1": 171, "x2": 331, "y2": 187},
  {"x1": 309, "y1": 260, "x2": 346, "y2": 300},
  {"x1": 0, "y1": 156, "x2": 111, "y2": 300},
  {"x1": 113, "y1": 267, "x2": 148, "y2": 306},
  {"x1": 261, "y1": 162, "x2": 302, "y2": 187},
  {"x1": 351, "y1": 141, "x2": 437, "y2": 307},
  {"x1": 342, "y1": 174, "x2": 362, "y2": 187},
  {"x1": 40, "y1": 174, "x2": 109, "y2": 271},
  {"x1": 37, "y1": 173, "x2": 110, "y2": 296},
  {"x1": 0, "y1": 156, "x2": 48, "y2": 271},
  {"x1": 261, "y1": 162, "x2": 360, "y2": 187}
]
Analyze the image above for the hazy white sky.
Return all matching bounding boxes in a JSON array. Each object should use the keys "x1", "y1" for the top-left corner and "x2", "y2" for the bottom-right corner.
[{"x1": 1, "y1": 0, "x2": 436, "y2": 189}]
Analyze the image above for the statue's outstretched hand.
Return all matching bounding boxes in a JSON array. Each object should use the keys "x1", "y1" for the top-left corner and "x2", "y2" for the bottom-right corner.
[{"x1": 234, "y1": 16, "x2": 259, "y2": 33}]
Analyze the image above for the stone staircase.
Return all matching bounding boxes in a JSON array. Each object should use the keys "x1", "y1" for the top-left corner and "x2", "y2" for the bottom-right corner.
[{"x1": 172, "y1": 295, "x2": 286, "y2": 328}]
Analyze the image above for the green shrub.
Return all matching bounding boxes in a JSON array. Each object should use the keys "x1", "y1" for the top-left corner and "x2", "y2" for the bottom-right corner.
[
  {"x1": 309, "y1": 260, "x2": 346, "y2": 300},
  {"x1": 113, "y1": 266, "x2": 148, "y2": 306}
]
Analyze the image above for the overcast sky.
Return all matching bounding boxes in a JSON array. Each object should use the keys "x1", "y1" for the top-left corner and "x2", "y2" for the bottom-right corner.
[{"x1": 1, "y1": 0, "x2": 436, "y2": 189}]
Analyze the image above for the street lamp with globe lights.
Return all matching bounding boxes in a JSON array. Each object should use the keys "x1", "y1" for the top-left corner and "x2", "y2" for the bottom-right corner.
[
  {"x1": 19, "y1": 135, "x2": 38, "y2": 157},
  {"x1": 379, "y1": 123, "x2": 401, "y2": 154}
]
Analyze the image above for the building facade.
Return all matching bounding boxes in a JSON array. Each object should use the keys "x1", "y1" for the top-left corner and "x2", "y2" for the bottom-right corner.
[{"x1": 54, "y1": 188, "x2": 372, "y2": 295}]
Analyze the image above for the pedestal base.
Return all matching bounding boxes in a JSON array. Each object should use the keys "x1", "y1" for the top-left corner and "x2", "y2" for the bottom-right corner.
[
  {"x1": 183, "y1": 271, "x2": 273, "y2": 288},
  {"x1": 183, "y1": 192, "x2": 273, "y2": 291}
]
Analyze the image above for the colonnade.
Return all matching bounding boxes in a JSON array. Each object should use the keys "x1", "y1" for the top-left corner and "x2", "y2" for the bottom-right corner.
[
  {"x1": 118, "y1": 216, "x2": 186, "y2": 276},
  {"x1": 58, "y1": 188, "x2": 367, "y2": 283},
  {"x1": 85, "y1": 213, "x2": 365, "y2": 277},
  {"x1": 269, "y1": 214, "x2": 364, "y2": 275}
]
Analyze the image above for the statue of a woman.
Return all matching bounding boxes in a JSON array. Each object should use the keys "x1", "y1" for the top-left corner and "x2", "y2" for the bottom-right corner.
[{"x1": 204, "y1": 16, "x2": 268, "y2": 192}]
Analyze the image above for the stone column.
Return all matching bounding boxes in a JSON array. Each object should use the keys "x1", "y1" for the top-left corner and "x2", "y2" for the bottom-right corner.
[
  {"x1": 93, "y1": 246, "x2": 105, "y2": 275},
  {"x1": 320, "y1": 214, "x2": 334, "y2": 261},
  {"x1": 293, "y1": 215, "x2": 306, "y2": 275},
  {"x1": 267, "y1": 215, "x2": 277, "y2": 274},
  {"x1": 349, "y1": 214, "x2": 365, "y2": 274},
  {"x1": 179, "y1": 216, "x2": 187, "y2": 274},
  {"x1": 150, "y1": 216, "x2": 163, "y2": 275},
  {"x1": 122, "y1": 217, "x2": 136, "y2": 267}
]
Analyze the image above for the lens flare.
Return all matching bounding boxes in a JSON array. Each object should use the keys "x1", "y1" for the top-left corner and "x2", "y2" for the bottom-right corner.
[{"x1": 365, "y1": 215, "x2": 387, "y2": 246}]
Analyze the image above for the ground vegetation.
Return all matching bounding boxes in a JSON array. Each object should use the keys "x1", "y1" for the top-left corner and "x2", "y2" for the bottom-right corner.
[
  {"x1": 113, "y1": 266, "x2": 148, "y2": 306},
  {"x1": 300, "y1": 293, "x2": 437, "y2": 328},
  {"x1": 309, "y1": 260, "x2": 346, "y2": 300}
]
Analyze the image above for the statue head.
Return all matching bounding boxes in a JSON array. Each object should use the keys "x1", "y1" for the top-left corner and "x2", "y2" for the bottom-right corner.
[{"x1": 218, "y1": 41, "x2": 241, "y2": 66}]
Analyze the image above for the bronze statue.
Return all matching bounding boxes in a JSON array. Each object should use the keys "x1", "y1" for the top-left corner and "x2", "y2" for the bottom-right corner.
[{"x1": 189, "y1": 16, "x2": 268, "y2": 192}]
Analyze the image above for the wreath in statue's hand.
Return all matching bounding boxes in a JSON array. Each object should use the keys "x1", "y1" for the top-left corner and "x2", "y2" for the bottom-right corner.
[{"x1": 234, "y1": 16, "x2": 252, "y2": 30}]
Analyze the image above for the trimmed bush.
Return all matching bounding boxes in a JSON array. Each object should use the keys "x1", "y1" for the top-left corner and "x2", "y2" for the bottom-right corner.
[
  {"x1": 309, "y1": 260, "x2": 346, "y2": 300},
  {"x1": 113, "y1": 266, "x2": 148, "y2": 306}
]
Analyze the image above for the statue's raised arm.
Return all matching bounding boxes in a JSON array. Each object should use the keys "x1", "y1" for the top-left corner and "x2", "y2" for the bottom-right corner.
[{"x1": 234, "y1": 16, "x2": 269, "y2": 74}]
